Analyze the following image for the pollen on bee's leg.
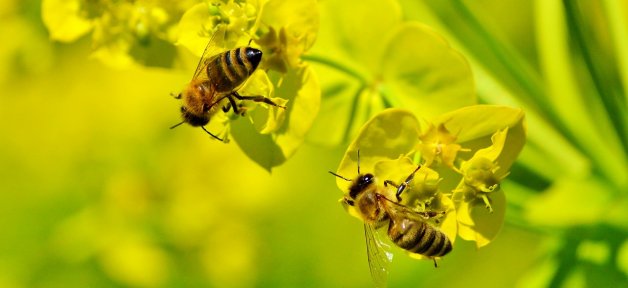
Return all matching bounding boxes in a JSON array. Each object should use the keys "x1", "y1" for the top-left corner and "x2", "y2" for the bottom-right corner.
[
  {"x1": 481, "y1": 194, "x2": 494, "y2": 213},
  {"x1": 236, "y1": 104, "x2": 248, "y2": 116}
]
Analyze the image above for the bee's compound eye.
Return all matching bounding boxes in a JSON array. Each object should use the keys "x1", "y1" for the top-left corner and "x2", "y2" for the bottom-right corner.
[{"x1": 362, "y1": 174, "x2": 374, "y2": 185}]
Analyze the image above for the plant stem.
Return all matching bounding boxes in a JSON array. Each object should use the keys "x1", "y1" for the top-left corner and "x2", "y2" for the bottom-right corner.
[
  {"x1": 342, "y1": 84, "x2": 367, "y2": 143},
  {"x1": 563, "y1": 0, "x2": 628, "y2": 157},
  {"x1": 302, "y1": 54, "x2": 369, "y2": 85},
  {"x1": 450, "y1": 1, "x2": 546, "y2": 108}
]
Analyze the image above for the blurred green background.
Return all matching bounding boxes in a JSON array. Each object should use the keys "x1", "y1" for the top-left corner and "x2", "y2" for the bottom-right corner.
[{"x1": 1, "y1": 0, "x2": 627, "y2": 287}]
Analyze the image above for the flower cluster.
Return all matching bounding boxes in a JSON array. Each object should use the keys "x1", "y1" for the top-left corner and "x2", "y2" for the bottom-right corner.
[
  {"x1": 42, "y1": 0, "x2": 191, "y2": 67},
  {"x1": 42, "y1": 0, "x2": 321, "y2": 170},
  {"x1": 334, "y1": 106, "x2": 526, "y2": 255}
]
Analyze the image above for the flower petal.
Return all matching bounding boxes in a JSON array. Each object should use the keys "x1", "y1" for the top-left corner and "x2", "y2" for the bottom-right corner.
[
  {"x1": 231, "y1": 65, "x2": 320, "y2": 171},
  {"x1": 335, "y1": 109, "x2": 421, "y2": 191},
  {"x1": 381, "y1": 23, "x2": 476, "y2": 118},
  {"x1": 456, "y1": 188, "x2": 506, "y2": 248}
]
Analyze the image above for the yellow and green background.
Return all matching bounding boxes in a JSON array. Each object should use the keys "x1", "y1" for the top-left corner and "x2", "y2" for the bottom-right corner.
[{"x1": 1, "y1": 0, "x2": 626, "y2": 287}]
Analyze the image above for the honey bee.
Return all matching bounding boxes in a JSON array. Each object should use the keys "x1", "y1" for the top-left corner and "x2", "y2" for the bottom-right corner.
[
  {"x1": 330, "y1": 151, "x2": 452, "y2": 287},
  {"x1": 171, "y1": 25, "x2": 286, "y2": 141}
]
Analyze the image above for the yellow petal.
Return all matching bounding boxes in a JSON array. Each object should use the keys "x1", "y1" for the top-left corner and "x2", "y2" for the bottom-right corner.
[
  {"x1": 231, "y1": 64, "x2": 320, "y2": 171},
  {"x1": 456, "y1": 188, "x2": 506, "y2": 248},
  {"x1": 335, "y1": 109, "x2": 421, "y2": 191}
]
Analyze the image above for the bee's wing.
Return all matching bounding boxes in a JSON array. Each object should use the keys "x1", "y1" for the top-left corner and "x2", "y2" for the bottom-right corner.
[
  {"x1": 377, "y1": 193, "x2": 435, "y2": 221},
  {"x1": 192, "y1": 24, "x2": 227, "y2": 80},
  {"x1": 364, "y1": 222, "x2": 393, "y2": 288}
]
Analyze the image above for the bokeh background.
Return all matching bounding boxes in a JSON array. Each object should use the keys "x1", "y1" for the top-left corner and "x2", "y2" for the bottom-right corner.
[{"x1": 1, "y1": 0, "x2": 626, "y2": 287}]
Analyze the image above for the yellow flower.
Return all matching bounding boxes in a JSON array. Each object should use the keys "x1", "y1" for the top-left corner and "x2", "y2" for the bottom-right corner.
[
  {"x1": 454, "y1": 128, "x2": 510, "y2": 213},
  {"x1": 336, "y1": 105, "x2": 526, "y2": 249},
  {"x1": 256, "y1": 0, "x2": 319, "y2": 72},
  {"x1": 452, "y1": 128, "x2": 518, "y2": 248},
  {"x1": 417, "y1": 123, "x2": 469, "y2": 170}
]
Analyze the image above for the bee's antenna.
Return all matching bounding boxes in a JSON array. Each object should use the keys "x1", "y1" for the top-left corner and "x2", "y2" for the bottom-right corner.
[
  {"x1": 357, "y1": 149, "x2": 361, "y2": 175},
  {"x1": 329, "y1": 171, "x2": 351, "y2": 182},
  {"x1": 201, "y1": 126, "x2": 224, "y2": 141},
  {"x1": 170, "y1": 122, "x2": 184, "y2": 129}
]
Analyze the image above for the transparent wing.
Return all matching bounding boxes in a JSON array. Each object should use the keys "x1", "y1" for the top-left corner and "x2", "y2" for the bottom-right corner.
[
  {"x1": 192, "y1": 24, "x2": 227, "y2": 80},
  {"x1": 364, "y1": 223, "x2": 393, "y2": 288},
  {"x1": 377, "y1": 193, "x2": 441, "y2": 222}
]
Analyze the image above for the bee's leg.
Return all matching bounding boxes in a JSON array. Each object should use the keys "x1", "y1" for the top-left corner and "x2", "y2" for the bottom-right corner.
[
  {"x1": 384, "y1": 180, "x2": 403, "y2": 202},
  {"x1": 433, "y1": 258, "x2": 438, "y2": 268},
  {"x1": 222, "y1": 102, "x2": 231, "y2": 113},
  {"x1": 384, "y1": 180, "x2": 400, "y2": 189},
  {"x1": 232, "y1": 92, "x2": 287, "y2": 109},
  {"x1": 206, "y1": 95, "x2": 231, "y2": 113},
  {"x1": 391, "y1": 165, "x2": 422, "y2": 201},
  {"x1": 414, "y1": 210, "x2": 446, "y2": 223},
  {"x1": 226, "y1": 92, "x2": 246, "y2": 116},
  {"x1": 201, "y1": 126, "x2": 223, "y2": 142}
]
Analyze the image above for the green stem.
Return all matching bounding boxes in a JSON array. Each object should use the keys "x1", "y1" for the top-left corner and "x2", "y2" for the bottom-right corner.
[
  {"x1": 378, "y1": 84, "x2": 401, "y2": 108},
  {"x1": 302, "y1": 54, "x2": 369, "y2": 85},
  {"x1": 342, "y1": 84, "x2": 367, "y2": 143},
  {"x1": 450, "y1": 1, "x2": 547, "y2": 109},
  {"x1": 450, "y1": 0, "x2": 621, "y2": 183},
  {"x1": 563, "y1": 0, "x2": 628, "y2": 157},
  {"x1": 603, "y1": 0, "x2": 628, "y2": 108},
  {"x1": 448, "y1": 1, "x2": 590, "y2": 154}
]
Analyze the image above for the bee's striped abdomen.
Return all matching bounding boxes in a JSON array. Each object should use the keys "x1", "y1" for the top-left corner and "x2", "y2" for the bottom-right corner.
[
  {"x1": 388, "y1": 217, "x2": 452, "y2": 258},
  {"x1": 208, "y1": 47, "x2": 262, "y2": 94}
]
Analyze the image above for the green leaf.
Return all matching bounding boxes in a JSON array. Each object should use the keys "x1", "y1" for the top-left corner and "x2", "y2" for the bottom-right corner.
[
  {"x1": 42, "y1": 0, "x2": 93, "y2": 42},
  {"x1": 310, "y1": 0, "x2": 401, "y2": 76},
  {"x1": 381, "y1": 23, "x2": 476, "y2": 118}
]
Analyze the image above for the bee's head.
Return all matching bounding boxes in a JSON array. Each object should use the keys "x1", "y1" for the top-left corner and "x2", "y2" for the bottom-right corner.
[
  {"x1": 329, "y1": 150, "x2": 373, "y2": 206},
  {"x1": 180, "y1": 106, "x2": 209, "y2": 127},
  {"x1": 245, "y1": 47, "x2": 262, "y2": 71},
  {"x1": 349, "y1": 173, "x2": 374, "y2": 200}
]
